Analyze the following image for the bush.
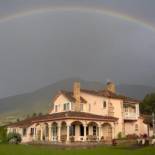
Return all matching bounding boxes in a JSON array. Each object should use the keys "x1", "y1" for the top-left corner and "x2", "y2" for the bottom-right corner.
[
  {"x1": 117, "y1": 132, "x2": 123, "y2": 139},
  {"x1": 0, "y1": 126, "x2": 7, "y2": 143},
  {"x1": 126, "y1": 134, "x2": 138, "y2": 139},
  {"x1": 7, "y1": 132, "x2": 22, "y2": 144}
]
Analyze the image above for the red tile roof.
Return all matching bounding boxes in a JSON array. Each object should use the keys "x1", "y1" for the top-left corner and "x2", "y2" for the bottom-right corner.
[
  {"x1": 8, "y1": 111, "x2": 118, "y2": 128},
  {"x1": 60, "y1": 90, "x2": 87, "y2": 103},
  {"x1": 52, "y1": 90, "x2": 87, "y2": 104},
  {"x1": 81, "y1": 89, "x2": 140, "y2": 103}
]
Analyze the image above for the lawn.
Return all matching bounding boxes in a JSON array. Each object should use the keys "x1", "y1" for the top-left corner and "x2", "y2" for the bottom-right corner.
[{"x1": 0, "y1": 144, "x2": 155, "y2": 155}]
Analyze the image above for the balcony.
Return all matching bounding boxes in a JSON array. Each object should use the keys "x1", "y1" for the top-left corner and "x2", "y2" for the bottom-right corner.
[{"x1": 124, "y1": 112, "x2": 137, "y2": 120}]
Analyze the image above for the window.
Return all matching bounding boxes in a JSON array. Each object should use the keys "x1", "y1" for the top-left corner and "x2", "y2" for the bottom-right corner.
[
  {"x1": 103, "y1": 101, "x2": 106, "y2": 108},
  {"x1": 80, "y1": 125, "x2": 84, "y2": 136},
  {"x1": 67, "y1": 103, "x2": 70, "y2": 110},
  {"x1": 125, "y1": 107, "x2": 128, "y2": 112},
  {"x1": 55, "y1": 105, "x2": 58, "y2": 112},
  {"x1": 135, "y1": 124, "x2": 138, "y2": 131},
  {"x1": 23, "y1": 128, "x2": 27, "y2": 136},
  {"x1": 30, "y1": 128, "x2": 34, "y2": 136},
  {"x1": 93, "y1": 126, "x2": 97, "y2": 136},
  {"x1": 70, "y1": 125, "x2": 75, "y2": 136},
  {"x1": 13, "y1": 129, "x2": 16, "y2": 133},
  {"x1": 63, "y1": 103, "x2": 70, "y2": 111},
  {"x1": 80, "y1": 104, "x2": 83, "y2": 111},
  {"x1": 52, "y1": 126, "x2": 57, "y2": 136}
]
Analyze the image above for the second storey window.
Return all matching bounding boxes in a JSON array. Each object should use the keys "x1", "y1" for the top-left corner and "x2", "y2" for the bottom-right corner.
[
  {"x1": 55, "y1": 105, "x2": 58, "y2": 112},
  {"x1": 63, "y1": 103, "x2": 70, "y2": 111},
  {"x1": 80, "y1": 104, "x2": 83, "y2": 111},
  {"x1": 103, "y1": 101, "x2": 107, "y2": 108}
]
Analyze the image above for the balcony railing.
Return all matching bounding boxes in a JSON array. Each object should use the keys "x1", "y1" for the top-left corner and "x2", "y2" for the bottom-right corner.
[{"x1": 124, "y1": 112, "x2": 137, "y2": 120}]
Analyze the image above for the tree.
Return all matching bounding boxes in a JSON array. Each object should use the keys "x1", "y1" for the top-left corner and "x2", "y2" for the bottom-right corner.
[
  {"x1": 16, "y1": 118, "x2": 20, "y2": 122},
  {"x1": 38, "y1": 112, "x2": 42, "y2": 116},
  {"x1": 140, "y1": 93, "x2": 155, "y2": 114},
  {"x1": 32, "y1": 113, "x2": 37, "y2": 117}
]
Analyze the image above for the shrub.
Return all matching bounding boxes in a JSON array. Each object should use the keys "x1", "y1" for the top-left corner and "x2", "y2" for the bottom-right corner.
[
  {"x1": 117, "y1": 132, "x2": 122, "y2": 139},
  {"x1": 126, "y1": 134, "x2": 138, "y2": 139},
  {"x1": 7, "y1": 132, "x2": 22, "y2": 144},
  {"x1": 0, "y1": 126, "x2": 7, "y2": 143}
]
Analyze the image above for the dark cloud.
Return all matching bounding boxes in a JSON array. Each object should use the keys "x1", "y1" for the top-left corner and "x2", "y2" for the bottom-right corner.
[{"x1": 0, "y1": 0, "x2": 155, "y2": 98}]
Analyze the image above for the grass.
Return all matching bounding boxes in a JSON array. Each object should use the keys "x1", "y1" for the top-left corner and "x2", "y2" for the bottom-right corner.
[{"x1": 0, "y1": 144, "x2": 155, "y2": 155}]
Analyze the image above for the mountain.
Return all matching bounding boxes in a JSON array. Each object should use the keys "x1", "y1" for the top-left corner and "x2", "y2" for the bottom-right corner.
[{"x1": 0, "y1": 78, "x2": 155, "y2": 125}]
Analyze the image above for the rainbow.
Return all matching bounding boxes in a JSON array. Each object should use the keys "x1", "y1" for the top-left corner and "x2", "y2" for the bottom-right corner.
[{"x1": 0, "y1": 5, "x2": 154, "y2": 32}]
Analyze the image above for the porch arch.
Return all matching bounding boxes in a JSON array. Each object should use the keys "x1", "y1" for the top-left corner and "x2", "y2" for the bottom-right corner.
[
  {"x1": 42, "y1": 123, "x2": 49, "y2": 141},
  {"x1": 70, "y1": 121, "x2": 84, "y2": 141},
  {"x1": 87, "y1": 121, "x2": 99, "y2": 136},
  {"x1": 60, "y1": 121, "x2": 67, "y2": 142},
  {"x1": 35, "y1": 123, "x2": 42, "y2": 141},
  {"x1": 51, "y1": 122, "x2": 58, "y2": 141},
  {"x1": 101, "y1": 123, "x2": 112, "y2": 140}
]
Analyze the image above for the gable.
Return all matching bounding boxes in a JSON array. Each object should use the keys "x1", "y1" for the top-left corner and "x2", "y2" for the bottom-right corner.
[{"x1": 54, "y1": 94, "x2": 70, "y2": 105}]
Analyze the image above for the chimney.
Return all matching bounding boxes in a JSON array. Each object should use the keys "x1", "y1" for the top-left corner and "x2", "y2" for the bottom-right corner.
[
  {"x1": 105, "y1": 81, "x2": 116, "y2": 93},
  {"x1": 73, "y1": 82, "x2": 81, "y2": 111}
]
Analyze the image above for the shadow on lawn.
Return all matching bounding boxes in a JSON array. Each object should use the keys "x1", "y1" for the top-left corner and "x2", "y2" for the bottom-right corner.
[{"x1": 114, "y1": 144, "x2": 150, "y2": 150}]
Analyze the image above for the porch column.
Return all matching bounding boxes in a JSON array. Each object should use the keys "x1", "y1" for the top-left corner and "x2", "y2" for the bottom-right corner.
[
  {"x1": 48, "y1": 124, "x2": 52, "y2": 142},
  {"x1": 58, "y1": 124, "x2": 61, "y2": 142},
  {"x1": 98, "y1": 125, "x2": 102, "y2": 141},
  {"x1": 112, "y1": 126, "x2": 115, "y2": 139},
  {"x1": 83, "y1": 124, "x2": 87, "y2": 141},
  {"x1": 40, "y1": 125, "x2": 43, "y2": 141},
  {"x1": 33, "y1": 128, "x2": 36, "y2": 140},
  {"x1": 66, "y1": 124, "x2": 70, "y2": 143}
]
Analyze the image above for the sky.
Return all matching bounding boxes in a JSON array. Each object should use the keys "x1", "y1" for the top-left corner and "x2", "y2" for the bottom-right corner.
[{"x1": 0, "y1": 0, "x2": 155, "y2": 98}]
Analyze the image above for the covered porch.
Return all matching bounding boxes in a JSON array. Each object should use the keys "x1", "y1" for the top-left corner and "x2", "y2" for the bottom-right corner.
[
  {"x1": 33, "y1": 117, "x2": 116, "y2": 143},
  {"x1": 9, "y1": 111, "x2": 117, "y2": 144},
  {"x1": 34, "y1": 121, "x2": 114, "y2": 143}
]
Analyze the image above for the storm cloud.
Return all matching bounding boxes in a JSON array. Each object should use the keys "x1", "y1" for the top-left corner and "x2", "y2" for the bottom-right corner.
[{"x1": 0, "y1": 0, "x2": 155, "y2": 98}]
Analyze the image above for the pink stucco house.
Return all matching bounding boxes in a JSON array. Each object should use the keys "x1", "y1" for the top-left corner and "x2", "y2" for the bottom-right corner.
[{"x1": 7, "y1": 82, "x2": 149, "y2": 143}]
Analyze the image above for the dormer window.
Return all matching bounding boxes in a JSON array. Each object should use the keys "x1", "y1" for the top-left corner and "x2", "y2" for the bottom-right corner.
[
  {"x1": 55, "y1": 105, "x2": 58, "y2": 112},
  {"x1": 63, "y1": 103, "x2": 70, "y2": 111},
  {"x1": 80, "y1": 104, "x2": 83, "y2": 112}
]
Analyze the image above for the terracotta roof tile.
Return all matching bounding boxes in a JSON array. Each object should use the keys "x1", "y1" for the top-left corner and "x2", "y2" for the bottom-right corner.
[
  {"x1": 81, "y1": 89, "x2": 140, "y2": 103},
  {"x1": 60, "y1": 91, "x2": 87, "y2": 103},
  {"x1": 8, "y1": 111, "x2": 118, "y2": 128}
]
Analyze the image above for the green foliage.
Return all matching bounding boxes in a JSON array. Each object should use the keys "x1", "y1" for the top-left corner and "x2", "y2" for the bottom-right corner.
[
  {"x1": 38, "y1": 112, "x2": 42, "y2": 116},
  {"x1": 117, "y1": 132, "x2": 122, "y2": 139},
  {"x1": 0, "y1": 126, "x2": 7, "y2": 143},
  {"x1": 32, "y1": 113, "x2": 37, "y2": 117},
  {"x1": 140, "y1": 93, "x2": 155, "y2": 114},
  {"x1": 7, "y1": 132, "x2": 22, "y2": 144},
  {"x1": 16, "y1": 118, "x2": 20, "y2": 122}
]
